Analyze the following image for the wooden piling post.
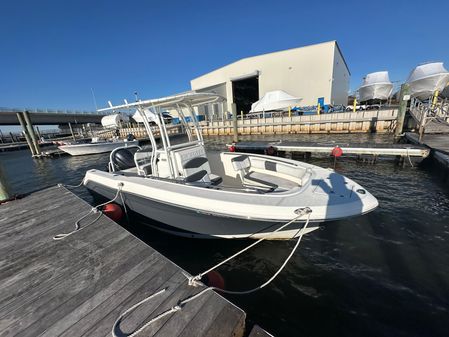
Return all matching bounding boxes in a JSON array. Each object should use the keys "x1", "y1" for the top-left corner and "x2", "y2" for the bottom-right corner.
[
  {"x1": 394, "y1": 83, "x2": 410, "y2": 139},
  {"x1": 16, "y1": 112, "x2": 36, "y2": 156},
  {"x1": 23, "y1": 111, "x2": 41, "y2": 155},
  {"x1": 68, "y1": 122, "x2": 76, "y2": 141},
  {"x1": 0, "y1": 164, "x2": 10, "y2": 202},
  {"x1": 232, "y1": 103, "x2": 238, "y2": 143}
]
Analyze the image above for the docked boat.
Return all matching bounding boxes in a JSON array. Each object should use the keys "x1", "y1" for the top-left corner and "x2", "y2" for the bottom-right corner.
[
  {"x1": 59, "y1": 138, "x2": 138, "y2": 156},
  {"x1": 250, "y1": 90, "x2": 302, "y2": 113},
  {"x1": 358, "y1": 71, "x2": 393, "y2": 102},
  {"x1": 83, "y1": 92, "x2": 378, "y2": 239},
  {"x1": 406, "y1": 62, "x2": 449, "y2": 99}
]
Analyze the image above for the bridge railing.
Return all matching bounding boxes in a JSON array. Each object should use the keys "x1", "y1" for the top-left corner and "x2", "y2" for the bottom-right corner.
[{"x1": 0, "y1": 107, "x2": 106, "y2": 115}]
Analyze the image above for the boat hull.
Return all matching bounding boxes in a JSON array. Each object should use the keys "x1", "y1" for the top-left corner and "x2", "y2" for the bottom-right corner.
[
  {"x1": 408, "y1": 73, "x2": 449, "y2": 99},
  {"x1": 59, "y1": 140, "x2": 138, "y2": 156},
  {"x1": 358, "y1": 83, "x2": 393, "y2": 102},
  {"x1": 86, "y1": 182, "x2": 319, "y2": 239}
]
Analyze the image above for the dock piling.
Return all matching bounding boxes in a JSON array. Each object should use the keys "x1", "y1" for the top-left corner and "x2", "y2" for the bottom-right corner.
[
  {"x1": 68, "y1": 122, "x2": 77, "y2": 141},
  {"x1": 232, "y1": 103, "x2": 238, "y2": 143},
  {"x1": 23, "y1": 111, "x2": 41, "y2": 155},
  {"x1": 0, "y1": 164, "x2": 10, "y2": 202},
  {"x1": 394, "y1": 83, "x2": 410, "y2": 139},
  {"x1": 16, "y1": 112, "x2": 37, "y2": 156}
]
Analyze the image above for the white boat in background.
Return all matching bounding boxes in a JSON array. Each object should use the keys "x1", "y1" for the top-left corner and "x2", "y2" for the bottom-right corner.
[
  {"x1": 250, "y1": 90, "x2": 302, "y2": 112},
  {"x1": 82, "y1": 92, "x2": 378, "y2": 240},
  {"x1": 101, "y1": 113, "x2": 129, "y2": 128},
  {"x1": 59, "y1": 138, "x2": 138, "y2": 156},
  {"x1": 406, "y1": 62, "x2": 449, "y2": 99},
  {"x1": 358, "y1": 71, "x2": 393, "y2": 102}
]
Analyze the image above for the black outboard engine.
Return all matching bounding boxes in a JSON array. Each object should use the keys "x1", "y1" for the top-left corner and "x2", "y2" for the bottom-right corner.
[{"x1": 112, "y1": 149, "x2": 135, "y2": 171}]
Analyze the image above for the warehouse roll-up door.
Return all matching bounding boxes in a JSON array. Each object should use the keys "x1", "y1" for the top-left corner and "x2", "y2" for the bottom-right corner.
[{"x1": 232, "y1": 75, "x2": 259, "y2": 114}]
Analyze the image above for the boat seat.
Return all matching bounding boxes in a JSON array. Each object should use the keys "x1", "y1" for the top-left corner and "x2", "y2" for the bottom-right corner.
[
  {"x1": 244, "y1": 172, "x2": 298, "y2": 190},
  {"x1": 185, "y1": 169, "x2": 211, "y2": 186},
  {"x1": 111, "y1": 149, "x2": 136, "y2": 171},
  {"x1": 183, "y1": 157, "x2": 222, "y2": 186},
  {"x1": 231, "y1": 155, "x2": 275, "y2": 190},
  {"x1": 231, "y1": 155, "x2": 298, "y2": 191}
]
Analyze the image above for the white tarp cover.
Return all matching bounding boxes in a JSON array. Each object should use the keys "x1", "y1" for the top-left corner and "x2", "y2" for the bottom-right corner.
[
  {"x1": 361, "y1": 71, "x2": 391, "y2": 86},
  {"x1": 250, "y1": 90, "x2": 302, "y2": 112},
  {"x1": 358, "y1": 71, "x2": 393, "y2": 101},
  {"x1": 132, "y1": 108, "x2": 159, "y2": 124},
  {"x1": 101, "y1": 113, "x2": 129, "y2": 128},
  {"x1": 406, "y1": 62, "x2": 449, "y2": 98}
]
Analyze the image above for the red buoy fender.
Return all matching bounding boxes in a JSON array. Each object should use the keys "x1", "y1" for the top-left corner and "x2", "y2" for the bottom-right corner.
[
  {"x1": 266, "y1": 146, "x2": 276, "y2": 156},
  {"x1": 102, "y1": 203, "x2": 124, "y2": 222},
  {"x1": 228, "y1": 145, "x2": 236, "y2": 152},
  {"x1": 331, "y1": 146, "x2": 343, "y2": 157},
  {"x1": 204, "y1": 271, "x2": 225, "y2": 290}
]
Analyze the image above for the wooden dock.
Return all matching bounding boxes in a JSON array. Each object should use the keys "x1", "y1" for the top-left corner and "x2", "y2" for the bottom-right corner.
[
  {"x1": 230, "y1": 140, "x2": 430, "y2": 159},
  {"x1": 0, "y1": 186, "x2": 252, "y2": 337},
  {"x1": 405, "y1": 132, "x2": 449, "y2": 175},
  {"x1": 405, "y1": 132, "x2": 449, "y2": 155}
]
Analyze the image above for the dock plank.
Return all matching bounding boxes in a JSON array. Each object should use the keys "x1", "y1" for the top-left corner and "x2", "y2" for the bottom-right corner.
[
  {"x1": 0, "y1": 186, "x2": 247, "y2": 337},
  {"x1": 57, "y1": 258, "x2": 175, "y2": 337},
  {"x1": 405, "y1": 132, "x2": 449, "y2": 154}
]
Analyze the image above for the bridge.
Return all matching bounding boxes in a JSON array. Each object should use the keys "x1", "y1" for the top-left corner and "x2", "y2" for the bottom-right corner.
[{"x1": 0, "y1": 107, "x2": 107, "y2": 125}]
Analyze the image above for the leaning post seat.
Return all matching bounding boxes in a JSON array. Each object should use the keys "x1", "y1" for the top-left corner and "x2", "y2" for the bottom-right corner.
[
  {"x1": 171, "y1": 144, "x2": 222, "y2": 185},
  {"x1": 183, "y1": 157, "x2": 222, "y2": 185}
]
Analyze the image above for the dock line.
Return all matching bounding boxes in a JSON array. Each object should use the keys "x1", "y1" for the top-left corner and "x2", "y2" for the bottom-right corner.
[
  {"x1": 53, "y1": 183, "x2": 123, "y2": 240},
  {"x1": 113, "y1": 208, "x2": 312, "y2": 337}
]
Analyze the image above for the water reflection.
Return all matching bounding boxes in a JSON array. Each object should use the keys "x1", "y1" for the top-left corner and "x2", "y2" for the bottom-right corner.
[{"x1": 1, "y1": 134, "x2": 449, "y2": 337}]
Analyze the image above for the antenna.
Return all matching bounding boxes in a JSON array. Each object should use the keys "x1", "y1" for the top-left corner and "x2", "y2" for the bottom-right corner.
[
  {"x1": 108, "y1": 101, "x2": 113, "y2": 108},
  {"x1": 124, "y1": 99, "x2": 129, "y2": 105},
  {"x1": 134, "y1": 92, "x2": 139, "y2": 102},
  {"x1": 90, "y1": 88, "x2": 98, "y2": 110}
]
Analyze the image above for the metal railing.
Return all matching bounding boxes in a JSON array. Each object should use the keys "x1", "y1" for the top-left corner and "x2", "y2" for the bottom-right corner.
[
  {"x1": 0, "y1": 107, "x2": 105, "y2": 115},
  {"x1": 410, "y1": 96, "x2": 449, "y2": 139}
]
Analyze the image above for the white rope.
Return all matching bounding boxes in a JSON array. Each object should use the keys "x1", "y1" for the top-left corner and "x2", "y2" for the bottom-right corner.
[
  {"x1": 406, "y1": 148, "x2": 414, "y2": 168},
  {"x1": 189, "y1": 207, "x2": 312, "y2": 286},
  {"x1": 111, "y1": 288, "x2": 169, "y2": 337},
  {"x1": 112, "y1": 207, "x2": 312, "y2": 337},
  {"x1": 53, "y1": 183, "x2": 124, "y2": 240},
  {"x1": 57, "y1": 178, "x2": 85, "y2": 189}
]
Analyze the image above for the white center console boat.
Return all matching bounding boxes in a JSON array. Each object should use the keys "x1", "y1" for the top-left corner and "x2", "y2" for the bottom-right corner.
[{"x1": 83, "y1": 92, "x2": 378, "y2": 239}]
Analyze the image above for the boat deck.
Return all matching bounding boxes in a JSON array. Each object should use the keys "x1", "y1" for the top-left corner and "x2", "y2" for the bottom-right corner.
[{"x1": 0, "y1": 186, "x2": 248, "y2": 337}]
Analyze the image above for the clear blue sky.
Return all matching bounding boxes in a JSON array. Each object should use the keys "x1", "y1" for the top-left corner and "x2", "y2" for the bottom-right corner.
[{"x1": 1, "y1": 0, "x2": 448, "y2": 112}]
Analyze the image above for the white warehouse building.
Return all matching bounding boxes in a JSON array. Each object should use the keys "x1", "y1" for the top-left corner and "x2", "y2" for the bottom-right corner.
[{"x1": 190, "y1": 40, "x2": 350, "y2": 118}]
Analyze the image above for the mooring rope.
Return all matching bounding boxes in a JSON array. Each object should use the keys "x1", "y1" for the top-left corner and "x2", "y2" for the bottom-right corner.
[
  {"x1": 112, "y1": 207, "x2": 313, "y2": 337},
  {"x1": 53, "y1": 183, "x2": 124, "y2": 240},
  {"x1": 406, "y1": 148, "x2": 414, "y2": 168},
  {"x1": 57, "y1": 178, "x2": 85, "y2": 189}
]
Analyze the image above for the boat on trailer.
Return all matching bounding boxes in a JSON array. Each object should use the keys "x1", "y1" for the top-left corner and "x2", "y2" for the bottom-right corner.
[
  {"x1": 83, "y1": 92, "x2": 378, "y2": 239},
  {"x1": 358, "y1": 71, "x2": 393, "y2": 102},
  {"x1": 406, "y1": 62, "x2": 449, "y2": 99}
]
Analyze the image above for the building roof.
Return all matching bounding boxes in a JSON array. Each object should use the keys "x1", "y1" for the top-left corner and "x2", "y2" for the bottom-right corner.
[{"x1": 191, "y1": 40, "x2": 350, "y2": 82}]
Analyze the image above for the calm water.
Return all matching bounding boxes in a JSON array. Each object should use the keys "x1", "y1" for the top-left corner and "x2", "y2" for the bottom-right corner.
[{"x1": 1, "y1": 134, "x2": 449, "y2": 337}]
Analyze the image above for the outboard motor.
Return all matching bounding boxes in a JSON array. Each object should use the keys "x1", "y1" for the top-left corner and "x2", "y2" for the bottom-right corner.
[{"x1": 112, "y1": 149, "x2": 135, "y2": 171}]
